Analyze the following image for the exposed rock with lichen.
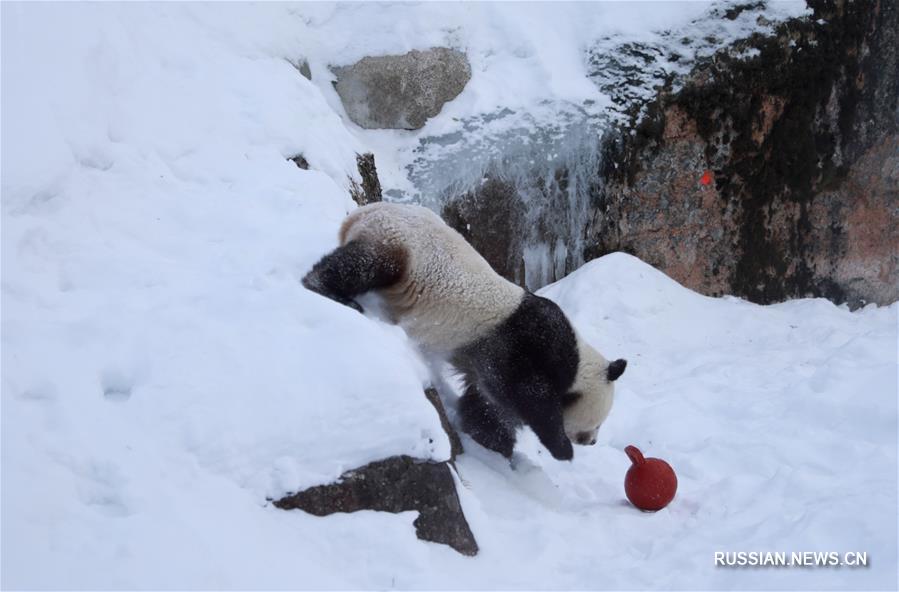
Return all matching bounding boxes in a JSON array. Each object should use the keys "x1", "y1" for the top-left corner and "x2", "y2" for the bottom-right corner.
[{"x1": 586, "y1": 0, "x2": 898, "y2": 307}]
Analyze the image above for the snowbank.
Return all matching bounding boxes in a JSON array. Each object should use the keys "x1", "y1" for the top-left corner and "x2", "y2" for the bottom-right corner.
[{"x1": 412, "y1": 255, "x2": 896, "y2": 590}]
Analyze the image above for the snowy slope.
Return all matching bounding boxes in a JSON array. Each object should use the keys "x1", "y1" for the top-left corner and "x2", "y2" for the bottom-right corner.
[
  {"x1": 2, "y1": 4, "x2": 450, "y2": 587},
  {"x1": 2, "y1": 2, "x2": 897, "y2": 590}
]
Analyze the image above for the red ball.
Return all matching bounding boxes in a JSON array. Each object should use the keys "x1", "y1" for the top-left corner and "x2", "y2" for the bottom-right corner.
[{"x1": 624, "y1": 445, "x2": 677, "y2": 511}]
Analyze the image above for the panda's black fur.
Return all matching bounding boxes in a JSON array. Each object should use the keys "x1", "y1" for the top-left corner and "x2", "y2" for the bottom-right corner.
[
  {"x1": 453, "y1": 292, "x2": 580, "y2": 460},
  {"x1": 303, "y1": 202, "x2": 625, "y2": 461}
]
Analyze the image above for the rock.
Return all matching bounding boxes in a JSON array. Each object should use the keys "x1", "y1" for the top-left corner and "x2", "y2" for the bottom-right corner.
[
  {"x1": 349, "y1": 152, "x2": 382, "y2": 206},
  {"x1": 442, "y1": 177, "x2": 527, "y2": 285},
  {"x1": 424, "y1": 386, "x2": 463, "y2": 460},
  {"x1": 274, "y1": 456, "x2": 477, "y2": 556},
  {"x1": 587, "y1": 0, "x2": 898, "y2": 308},
  {"x1": 288, "y1": 154, "x2": 309, "y2": 170},
  {"x1": 274, "y1": 388, "x2": 477, "y2": 556},
  {"x1": 290, "y1": 58, "x2": 312, "y2": 80},
  {"x1": 333, "y1": 48, "x2": 471, "y2": 130}
]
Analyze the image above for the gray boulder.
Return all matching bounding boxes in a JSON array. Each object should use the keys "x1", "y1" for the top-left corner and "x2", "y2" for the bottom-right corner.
[{"x1": 333, "y1": 48, "x2": 471, "y2": 130}]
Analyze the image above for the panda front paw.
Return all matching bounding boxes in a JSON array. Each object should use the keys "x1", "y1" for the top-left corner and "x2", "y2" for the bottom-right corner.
[
  {"x1": 547, "y1": 437, "x2": 574, "y2": 461},
  {"x1": 532, "y1": 423, "x2": 574, "y2": 461}
]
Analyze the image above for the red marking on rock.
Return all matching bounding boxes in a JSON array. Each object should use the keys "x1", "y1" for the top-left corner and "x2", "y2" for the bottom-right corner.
[
  {"x1": 700, "y1": 170, "x2": 713, "y2": 186},
  {"x1": 624, "y1": 445, "x2": 677, "y2": 512}
]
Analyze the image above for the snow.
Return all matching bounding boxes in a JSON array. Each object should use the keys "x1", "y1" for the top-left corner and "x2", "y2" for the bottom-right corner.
[
  {"x1": 2, "y1": 1, "x2": 897, "y2": 590},
  {"x1": 2, "y1": 4, "x2": 450, "y2": 586}
]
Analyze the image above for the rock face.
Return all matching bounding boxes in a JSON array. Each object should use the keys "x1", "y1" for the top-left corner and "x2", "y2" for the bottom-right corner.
[
  {"x1": 587, "y1": 0, "x2": 898, "y2": 307},
  {"x1": 442, "y1": 177, "x2": 528, "y2": 284},
  {"x1": 333, "y1": 48, "x2": 471, "y2": 130},
  {"x1": 274, "y1": 388, "x2": 477, "y2": 556}
]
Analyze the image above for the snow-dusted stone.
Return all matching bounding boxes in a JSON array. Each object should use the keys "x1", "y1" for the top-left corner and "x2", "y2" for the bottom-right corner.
[
  {"x1": 288, "y1": 154, "x2": 310, "y2": 169},
  {"x1": 350, "y1": 152, "x2": 383, "y2": 206},
  {"x1": 290, "y1": 58, "x2": 312, "y2": 80},
  {"x1": 332, "y1": 48, "x2": 471, "y2": 130}
]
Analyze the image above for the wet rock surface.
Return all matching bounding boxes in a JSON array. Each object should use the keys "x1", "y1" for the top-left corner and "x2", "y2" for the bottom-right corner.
[
  {"x1": 442, "y1": 177, "x2": 528, "y2": 285},
  {"x1": 333, "y1": 48, "x2": 471, "y2": 130},
  {"x1": 587, "y1": 0, "x2": 898, "y2": 307}
]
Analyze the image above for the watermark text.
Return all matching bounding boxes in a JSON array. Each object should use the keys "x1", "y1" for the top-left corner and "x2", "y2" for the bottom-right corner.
[{"x1": 714, "y1": 551, "x2": 868, "y2": 568}]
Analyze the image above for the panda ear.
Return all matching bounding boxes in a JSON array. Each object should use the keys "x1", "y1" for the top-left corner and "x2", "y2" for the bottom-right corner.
[{"x1": 607, "y1": 359, "x2": 627, "y2": 382}]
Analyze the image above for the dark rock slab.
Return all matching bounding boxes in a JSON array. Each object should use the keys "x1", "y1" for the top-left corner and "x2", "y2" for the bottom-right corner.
[
  {"x1": 274, "y1": 455, "x2": 477, "y2": 556},
  {"x1": 274, "y1": 388, "x2": 476, "y2": 556}
]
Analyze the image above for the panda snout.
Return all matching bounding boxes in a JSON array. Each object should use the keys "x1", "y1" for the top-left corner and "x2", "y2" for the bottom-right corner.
[{"x1": 575, "y1": 432, "x2": 597, "y2": 446}]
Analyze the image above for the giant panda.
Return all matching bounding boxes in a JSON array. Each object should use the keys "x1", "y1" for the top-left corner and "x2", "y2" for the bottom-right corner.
[{"x1": 302, "y1": 202, "x2": 626, "y2": 461}]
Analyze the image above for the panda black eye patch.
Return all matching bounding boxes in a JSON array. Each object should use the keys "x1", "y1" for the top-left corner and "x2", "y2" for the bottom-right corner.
[
  {"x1": 575, "y1": 432, "x2": 594, "y2": 445},
  {"x1": 561, "y1": 391, "x2": 581, "y2": 408}
]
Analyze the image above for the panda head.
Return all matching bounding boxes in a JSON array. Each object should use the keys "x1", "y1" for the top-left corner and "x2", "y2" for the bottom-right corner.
[{"x1": 561, "y1": 339, "x2": 627, "y2": 446}]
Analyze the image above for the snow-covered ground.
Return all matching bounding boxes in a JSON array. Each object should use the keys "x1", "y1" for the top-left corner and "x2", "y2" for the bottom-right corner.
[{"x1": 2, "y1": 2, "x2": 896, "y2": 590}]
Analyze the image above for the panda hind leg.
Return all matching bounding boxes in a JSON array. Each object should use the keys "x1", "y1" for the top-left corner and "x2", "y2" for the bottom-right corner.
[
  {"x1": 302, "y1": 240, "x2": 405, "y2": 313},
  {"x1": 458, "y1": 384, "x2": 517, "y2": 459}
]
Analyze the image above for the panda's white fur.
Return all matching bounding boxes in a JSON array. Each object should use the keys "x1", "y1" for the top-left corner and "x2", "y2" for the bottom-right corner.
[
  {"x1": 306, "y1": 202, "x2": 624, "y2": 459},
  {"x1": 340, "y1": 202, "x2": 524, "y2": 353}
]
